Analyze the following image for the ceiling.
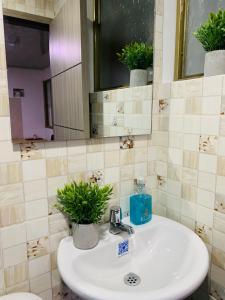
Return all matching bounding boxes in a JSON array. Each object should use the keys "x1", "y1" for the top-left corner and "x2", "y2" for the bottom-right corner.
[{"x1": 4, "y1": 17, "x2": 50, "y2": 69}]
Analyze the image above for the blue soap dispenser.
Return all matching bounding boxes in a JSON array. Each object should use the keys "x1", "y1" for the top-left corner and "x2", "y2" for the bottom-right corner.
[{"x1": 130, "y1": 178, "x2": 152, "y2": 225}]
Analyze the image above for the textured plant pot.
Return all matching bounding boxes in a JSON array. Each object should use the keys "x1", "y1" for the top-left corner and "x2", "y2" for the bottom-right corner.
[
  {"x1": 130, "y1": 69, "x2": 148, "y2": 87},
  {"x1": 204, "y1": 50, "x2": 225, "y2": 76},
  {"x1": 72, "y1": 223, "x2": 99, "y2": 250}
]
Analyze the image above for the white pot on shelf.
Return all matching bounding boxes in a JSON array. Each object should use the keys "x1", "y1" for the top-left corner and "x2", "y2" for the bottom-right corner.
[
  {"x1": 204, "y1": 50, "x2": 225, "y2": 76},
  {"x1": 130, "y1": 69, "x2": 148, "y2": 87}
]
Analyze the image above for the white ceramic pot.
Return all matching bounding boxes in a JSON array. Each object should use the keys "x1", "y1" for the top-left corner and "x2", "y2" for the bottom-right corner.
[
  {"x1": 204, "y1": 50, "x2": 225, "y2": 76},
  {"x1": 72, "y1": 223, "x2": 99, "y2": 250},
  {"x1": 130, "y1": 69, "x2": 148, "y2": 87}
]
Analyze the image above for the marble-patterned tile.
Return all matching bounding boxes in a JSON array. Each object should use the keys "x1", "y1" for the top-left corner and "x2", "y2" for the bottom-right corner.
[
  {"x1": 119, "y1": 136, "x2": 134, "y2": 149},
  {"x1": 27, "y1": 236, "x2": 50, "y2": 260},
  {"x1": 195, "y1": 222, "x2": 212, "y2": 244},
  {"x1": 20, "y1": 143, "x2": 45, "y2": 160}
]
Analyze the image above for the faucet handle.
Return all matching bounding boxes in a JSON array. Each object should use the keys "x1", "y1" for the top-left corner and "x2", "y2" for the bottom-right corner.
[{"x1": 110, "y1": 206, "x2": 121, "y2": 224}]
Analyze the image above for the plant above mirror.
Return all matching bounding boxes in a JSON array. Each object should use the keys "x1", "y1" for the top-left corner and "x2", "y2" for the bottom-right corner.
[
  {"x1": 194, "y1": 9, "x2": 225, "y2": 52},
  {"x1": 117, "y1": 42, "x2": 153, "y2": 70},
  {"x1": 56, "y1": 181, "x2": 113, "y2": 224}
]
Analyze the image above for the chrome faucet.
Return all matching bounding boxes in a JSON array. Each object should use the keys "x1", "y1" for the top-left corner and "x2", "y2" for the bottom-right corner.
[{"x1": 109, "y1": 206, "x2": 134, "y2": 235}]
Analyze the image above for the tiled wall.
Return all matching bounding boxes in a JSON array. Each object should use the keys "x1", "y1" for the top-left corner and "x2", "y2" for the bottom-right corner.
[
  {"x1": 153, "y1": 76, "x2": 225, "y2": 300},
  {"x1": 0, "y1": 2, "x2": 163, "y2": 299},
  {"x1": 90, "y1": 85, "x2": 152, "y2": 137}
]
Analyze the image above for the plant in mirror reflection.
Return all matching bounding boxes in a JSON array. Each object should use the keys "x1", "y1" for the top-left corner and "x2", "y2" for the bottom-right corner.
[
  {"x1": 194, "y1": 10, "x2": 225, "y2": 51},
  {"x1": 117, "y1": 42, "x2": 153, "y2": 70}
]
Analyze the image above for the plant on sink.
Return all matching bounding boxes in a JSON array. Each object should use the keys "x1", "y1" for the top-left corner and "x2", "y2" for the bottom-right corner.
[
  {"x1": 194, "y1": 9, "x2": 225, "y2": 76},
  {"x1": 117, "y1": 42, "x2": 153, "y2": 87},
  {"x1": 56, "y1": 181, "x2": 113, "y2": 250}
]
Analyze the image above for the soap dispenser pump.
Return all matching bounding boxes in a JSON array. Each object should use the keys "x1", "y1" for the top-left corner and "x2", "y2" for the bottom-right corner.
[{"x1": 130, "y1": 177, "x2": 152, "y2": 225}]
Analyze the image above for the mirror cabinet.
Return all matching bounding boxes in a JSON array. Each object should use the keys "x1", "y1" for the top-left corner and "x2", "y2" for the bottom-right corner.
[{"x1": 3, "y1": 0, "x2": 155, "y2": 143}]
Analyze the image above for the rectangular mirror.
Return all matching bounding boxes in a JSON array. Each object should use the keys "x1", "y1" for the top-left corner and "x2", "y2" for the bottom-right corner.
[
  {"x1": 3, "y1": 0, "x2": 155, "y2": 143},
  {"x1": 90, "y1": 0, "x2": 155, "y2": 137}
]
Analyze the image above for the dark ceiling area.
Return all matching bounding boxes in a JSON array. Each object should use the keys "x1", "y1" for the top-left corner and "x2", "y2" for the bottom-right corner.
[{"x1": 3, "y1": 16, "x2": 50, "y2": 70}]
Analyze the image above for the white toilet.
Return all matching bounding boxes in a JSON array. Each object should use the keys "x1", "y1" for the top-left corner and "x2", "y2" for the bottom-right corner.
[{"x1": 0, "y1": 293, "x2": 41, "y2": 300}]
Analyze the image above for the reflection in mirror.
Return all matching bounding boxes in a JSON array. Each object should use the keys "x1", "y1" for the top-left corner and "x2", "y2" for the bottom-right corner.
[
  {"x1": 94, "y1": 0, "x2": 155, "y2": 90},
  {"x1": 4, "y1": 17, "x2": 53, "y2": 143},
  {"x1": 4, "y1": 0, "x2": 154, "y2": 142},
  {"x1": 90, "y1": 0, "x2": 155, "y2": 138},
  {"x1": 4, "y1": 0, "x2": 89, "y2": 144}
]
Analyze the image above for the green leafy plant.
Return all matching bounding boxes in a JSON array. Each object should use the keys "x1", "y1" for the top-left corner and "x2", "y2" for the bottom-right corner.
[
  {"x1": 194, "y1": 10, "x2": 225, "y2": 52},
  {"x1": 117, "y1": 42, "x2": 153, "y2": 70},
  {"x1": 56, "y1": 181, "x2": 113, "y2": 224}
]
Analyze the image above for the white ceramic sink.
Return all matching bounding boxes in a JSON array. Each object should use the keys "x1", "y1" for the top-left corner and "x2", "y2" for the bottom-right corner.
[{"x1": 57, "y1": 215, "x2": 209, "y2": 300}]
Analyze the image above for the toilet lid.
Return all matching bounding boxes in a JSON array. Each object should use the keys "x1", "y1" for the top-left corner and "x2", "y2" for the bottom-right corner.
[{"x1": 0, "y1": 293, "x2": 41, "y2": 300}]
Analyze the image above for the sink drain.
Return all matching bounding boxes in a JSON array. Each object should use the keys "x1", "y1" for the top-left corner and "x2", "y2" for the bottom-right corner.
[{"x1": 124, "y1": 273, "x2": 141, "y2": 286}]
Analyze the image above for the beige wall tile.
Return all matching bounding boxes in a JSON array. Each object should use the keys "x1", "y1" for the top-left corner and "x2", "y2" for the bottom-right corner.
[
  {"x1": 1, "y1": 223, "x2": 26, "y2": 248},
  {"x1": 217, "y1": 156, "x2": 225, "y2": 176},
  {"x1": 3, "y1": 243, "x2": 27, "y2": 268},
  {"x1": 120, "y1": 165, "x2": 134, "y2": 181},
  {"x1": 47, "y1": 176, "x2": 67, "y2": 197},
  {"x1": 185, "y1": 97, "x2": 202, "y2": 115},
  {"x1": 0, "y1": 203, "x2": 25, "y2": 227},
  {"x1": 26, "y1": 217, "x2": 49, "y2": 241},
  {"x1": 0, "y1": 93, "x2": 9, "y2": 116},
  {"x1": 104, "y1": 150, "x2": 119, "y2": 168},
  {"x1": 4, "y1": 262, "x2": 28, "y2": 288},
  {"x1": 214, "y1": 211, "x2": 225, "y2": 234},
  {"x1": 197, "y1": 188, "x2": 215, "y2": 209},
  {"x1": 23, "y1": 179, "x2": 47, "y2": 202},
  {"x1": 198, "y1": 171, "x2": 216, "y2": 192},
  {"x1": 6, "y1": 281, "x2": 29, "y2": 294},
  {"x1": 182, "y1": 167, "x2": 198, "y2": 186},
  {"x1": 67, "y1": 140, "x2": 86, "y2": 155},
  {"x1": 201, "y1": 96, "x2": 221, "y2": 115},
  {"x1": 38, "y1": 289, "x2": 52, "y2": 300},
  {"x1": 22, "y1": 159, "x2": 46, "y2": 181},
  {"x1": 68, "y1": 154, "x2": 86, "y2": 173},
  {"x1": 183, "y1": 151, "x2": 198, "y2": 169},
  {"x1": 199, "y1": 153, "x2": 217, "y2": 174},
  {"x1": 104, "y1": 167, "x2": 119, "y2": 184},
  {"x1": 196, "y1": 205, "x2": 213, "y2": 227},
  {"x1": 46, "y1": 157, "x2": 67, "y2": 177},
  {"x1": 181, "y1": 183, "x2": 197, "y2": 202},
  {"x1": 203, "y1": 76, "x2": 223, "y2": 96},
  {"x1": 30, "y1": 272, "x2": 51, "y2": 294},
  {"x1": 45, "y1": 142, "x2": 67, "y2": 158},
  {"x1": 25, "y1": 199, "x2": 48, "y2": 220},
  {"x1": 0, "y1": 142, "x2": 20, "y2": 163},
  {"x1": 29, "y1": 254, "x2": 50, "y2": 279},
  {"x1": 0, "y1": 162, "x2": 22, "y2": 186},
  {"x1": 201, "y1": 116, "x2": 219, "y2": 136},
  {"x1": 0, "y1": 183, "x2": 23, "y2": 205},
  {"x1": 0, "y1": 117, "x2": 11, "y2": 141},
  {"x1": 87, "y1": 152, "x2": 104, "y2": 170},
  {"x1": 212, "y1": 247, "x2": 225, "y2": 271}
]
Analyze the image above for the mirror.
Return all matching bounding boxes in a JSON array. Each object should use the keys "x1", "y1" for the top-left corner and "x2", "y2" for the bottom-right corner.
[
  {"x1": 3, "y1": 0, "x2": 155, "y2": 143},
  {"x1": 90, "y1": 0, "x2": 155, "y2": 137}
]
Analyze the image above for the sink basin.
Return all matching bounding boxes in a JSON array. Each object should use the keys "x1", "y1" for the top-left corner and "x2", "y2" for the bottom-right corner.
[{"x1": 57, "y1": 215, "x2": 209, "y2": 300}]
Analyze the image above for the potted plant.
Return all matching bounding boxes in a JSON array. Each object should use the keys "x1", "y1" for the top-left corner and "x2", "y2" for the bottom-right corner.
[
  {"x1": 117, "y1": 42, "x2": 153, "y2": 87},
  {"x1": 194, "y1": 9, "x2": 225, "y2": 76},
  {"x1": 56, "y1": 181, "x2": 113, "y2": 250}
]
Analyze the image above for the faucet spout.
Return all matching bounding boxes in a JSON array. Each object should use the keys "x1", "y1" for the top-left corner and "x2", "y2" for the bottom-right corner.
[
  {"x1": 109, "y1": 206, "x2": 134, "y2": 235},
  {"x1": 117, "y1": 222, "x2": 135, "y2": 235}
]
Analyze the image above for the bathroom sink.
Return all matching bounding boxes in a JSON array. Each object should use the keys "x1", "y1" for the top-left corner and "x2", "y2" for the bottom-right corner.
[{"x1": 57, "y1": 215, "x2": 209, "y2": 300}]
